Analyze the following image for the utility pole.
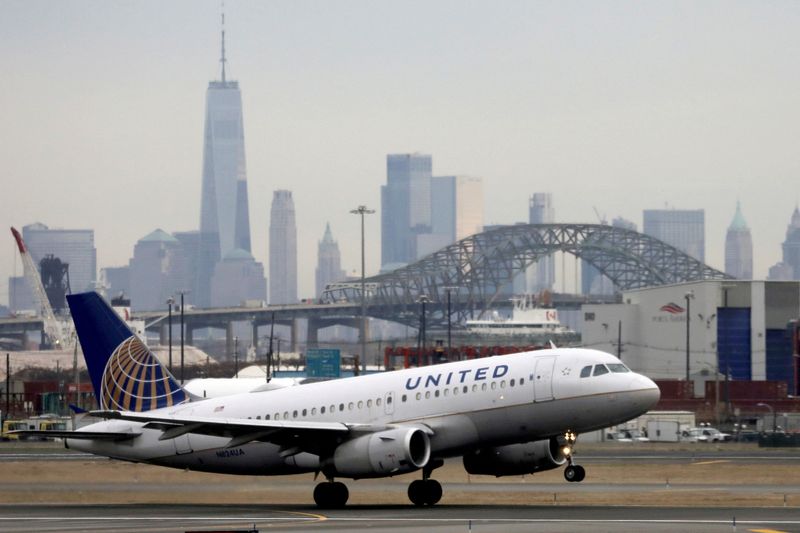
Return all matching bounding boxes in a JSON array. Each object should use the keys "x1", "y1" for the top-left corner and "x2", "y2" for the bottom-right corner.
[
  {"x1": 685, "y1": 291, "x2": 694, "y2": 383},
  {"x1": 617, "y1": 320, "x2": 622, "y2": 360},
  {"x1": 443, "y1": 287, "x2": 459, "y2": 361},
  {"x1": 179, "y1": 291, "x2": 188, "y2": 384},
  {"x1": 234, "y1": 336, "x2": 239, "y2": 378}
]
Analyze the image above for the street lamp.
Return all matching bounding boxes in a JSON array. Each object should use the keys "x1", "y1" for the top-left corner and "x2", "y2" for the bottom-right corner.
[
  {"x1": 756, "y1": 402, "x2": 777, "y2": 434},
  {"x1": 684, "y1": 290, "x2": 694, "y2": 383},
  {"x1": 350, "y1": 205, "x2": 375, "y2": 370},
  {"x1": 166, "y1": 297, "x2": 174, "y2": 372}
]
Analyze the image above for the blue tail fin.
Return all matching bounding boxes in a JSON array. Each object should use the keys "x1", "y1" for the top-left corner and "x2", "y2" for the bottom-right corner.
[{"x1": 67, "y1": 292, "x2": 188, "y2": 411}]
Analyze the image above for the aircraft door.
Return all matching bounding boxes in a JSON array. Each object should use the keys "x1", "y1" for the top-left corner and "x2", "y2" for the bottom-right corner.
[
  {"x1": 384, "y1": 391, "x2": 395, "y2": 415},
  {"x1": 533, "y1": 356, "x2": 556, "y2": 402}
]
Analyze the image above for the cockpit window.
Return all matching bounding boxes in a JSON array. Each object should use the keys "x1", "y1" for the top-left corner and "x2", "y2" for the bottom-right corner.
[
  {"x1": 593, "y1": 364, "x2": 609, "y2": 376},
  {"x1": 580, "y1": 365, "x2": 592, "y2": 378},
  {"x1": 607, "y1": 363, "x2": 630, "y2": 373}
]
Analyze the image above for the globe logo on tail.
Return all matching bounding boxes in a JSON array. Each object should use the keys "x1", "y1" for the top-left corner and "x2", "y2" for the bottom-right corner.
[{"x1": 100, "y1": 336, "x2": 187, "y2": 411}]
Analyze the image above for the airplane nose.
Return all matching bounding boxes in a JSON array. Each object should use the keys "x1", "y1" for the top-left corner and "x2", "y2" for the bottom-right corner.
[{"x1": 631, "y1": 374, "x2": 660, "y2": 410}]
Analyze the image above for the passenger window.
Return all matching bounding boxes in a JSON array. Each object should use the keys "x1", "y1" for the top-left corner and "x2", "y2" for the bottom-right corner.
[
  {"x1": 500, "y1": 380, "x2": 506, "y2": 388},
  {"x1": 330, "y1": 405, "x2": 335, "y2": 413},
  {"x1": 367, "y1": 399, "x2": 372, "y2": 408},
  {"x1": 607, "y1": 364, "x2": 630, "y2": 373},
  {"x1": 435, "y1": 390, "x2": 440, "y2": 397},
  {"x1": 256, "y1": 415, "x2": 261, "y2": 420},
  {"x1": 321, "y1": 406, "x2": 326, "y2": 414},
  {"x1": 275, "y1": 413, "x2": 280, "y2": 420},
  {"x1": 491, "y1": 382, "x2": 497, "y2": 390},
  {"x1": 266, "y1": 415, "x2": 270, "y2": 420},
  {"x1": 348, "y1": 402, "x2": 354, "y2": 410},
  {"x1": 302, "y1": 409, "x2": 307, "y2": 416},
  {"x1": 311, "y1": 408, "x2": 316, "y2": 415},
  {"x1": 425, "y1": 391, "x2": 431, "y2": 399},
  {"x1": 520, "y1": 378, "x2": 524, "y2": 385},
  {"x1": 387, "y1": 396, "x2": 393, "y2": 404},
  {"x1": 481, "y1": 383, "x2": 487, "y2": 391},
  {"x1": 472, "y1": 384, "x2": 478, "y2": 392},
  {"x1": 463, "y1": 386, "x2": 468, "y2": 394},
  {"x1": 416, "y1": 392, "x2": 421, "y2": 400},
  {"x1": 377, "y1": 398, "x2": 382, "y2": 406},
  {"x1": 580, "y1": 366, "x2": 592, "y2": 378},
  {"x1": 510, "y1": 379, "x2": 515, "y2": 387},
  {"x1": 339, "y1": 404, "x2": 344, "y2": 412},
  {"x1": 453, "y1": 387, "x2": 459, "y2": 395},
  {"x1": 593, "y1": 364, "x2": 609, "y2": 376},
  {"x1": 292, "y1": 410, "x2": 298, "y2": 418},
  {"x1": 359, "y1": 400, "x2": 364, "y2": 408}
]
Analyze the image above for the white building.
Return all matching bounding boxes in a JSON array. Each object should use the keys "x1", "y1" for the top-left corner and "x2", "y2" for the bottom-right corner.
[{"x1": 582, "y1": 280, "x2": 798, "y2": 395}]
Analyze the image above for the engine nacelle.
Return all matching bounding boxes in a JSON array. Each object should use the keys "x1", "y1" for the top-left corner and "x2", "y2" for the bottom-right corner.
[
  {"x1": 330, "y1": 427, "x2": 431, "y2": 478},
  {"x1": 462, "y1": 437, "x2": 567, "y2": 477}
]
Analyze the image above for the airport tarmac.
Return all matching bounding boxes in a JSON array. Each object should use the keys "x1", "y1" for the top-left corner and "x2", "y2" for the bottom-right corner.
[{"x1": 0, "y1": 443, "x2": 798, "y2": 532}]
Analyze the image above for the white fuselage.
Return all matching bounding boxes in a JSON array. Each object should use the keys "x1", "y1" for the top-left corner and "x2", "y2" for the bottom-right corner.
[{"x1": 69, "y1": 348, "x2": 659, "y2": 476}]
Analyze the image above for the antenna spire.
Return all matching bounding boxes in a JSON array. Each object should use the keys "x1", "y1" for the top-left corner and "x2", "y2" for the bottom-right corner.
[{"x1": 220, "y1": 2, "x2": 227, "y2": 83}]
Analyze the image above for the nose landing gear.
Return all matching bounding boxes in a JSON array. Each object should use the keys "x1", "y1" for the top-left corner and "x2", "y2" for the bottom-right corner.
[{"x1": 561, "y1": 430, "x2": 586, "y2": 483}]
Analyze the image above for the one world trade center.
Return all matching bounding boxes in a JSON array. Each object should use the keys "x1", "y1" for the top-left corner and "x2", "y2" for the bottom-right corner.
[{"x1": 197, "y1": 15, "x2": 252, "y2": 307}]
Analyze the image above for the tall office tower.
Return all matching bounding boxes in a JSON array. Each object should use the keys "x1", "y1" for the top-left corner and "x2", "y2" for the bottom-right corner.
[
  {"x1": 22, "y1": 222, "x2": 97, "y2": 296},
  {"x1": 269, "y1": 190, "x2": 298, "y2": 304},
  {"x1": 315, "y1": 223, "x2": 346, "y2": 297},
  {"x1": 418, "y1": 176, "x2": 484, "y2": 257},
  {"x1": 381, "y1": 153, "x2": 432, "y2": 267},
  {"x1": 643, "y1": 209, "x2": 705, "y2": 261},
  {"x1": 582, "y1": 217, "x2": 637, "y2": 295},
  {"x1": 197, "y1": 16, "x2": 251, "y2": 307},
  {"x1": 527, "y1": 193, "x2": 555, "y2": 291},
  {"x1": 210, "y1": 249, "x2": 267, "y2": 308},
  {"x1": 100, "y1": 266, "x2": 130, "y2": 301},
  {"x1": 781, "y1": 206, "x2": 800, "y2": 279},
  {"x1": 128, "y1": 230, "x2": 190, "y2": 312},
  {"x1": 724, "y1": 202, "x2": 753, "y2": 279}
]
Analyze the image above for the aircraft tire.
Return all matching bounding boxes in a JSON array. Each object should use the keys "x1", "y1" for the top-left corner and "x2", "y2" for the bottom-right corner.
[
  {"x1": 408, "y1": 479, "x2": 426, "y2": 506},
  {"x1": 564, "y1": 465, "x2": 578, "y2": 482},
  {"x1": 314, "y1": 481, "x2": 349, "y2": 508},
  {"x1": 574, "y1": 465, "x2": 586, "y2": 482},
  {"x1": 424, "y1": 479, "x2": 442, "y2": 505}
]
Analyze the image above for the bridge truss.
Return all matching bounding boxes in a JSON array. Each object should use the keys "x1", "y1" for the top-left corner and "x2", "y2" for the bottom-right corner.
[{"x1": 323, "y1": 224, "x2": 732, "y2": 328}]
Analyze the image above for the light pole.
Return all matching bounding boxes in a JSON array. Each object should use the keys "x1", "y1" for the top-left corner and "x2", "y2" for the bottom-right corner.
[
  {"x1": 233, "y1": 336, "x2": 239, "y2": 378},
  {"x1": 443, "y1": 287, "x2": 459, "y2": 361},
  {"x1": 756, "y1": 402, "x2": 777, "y2": 434},
  {"x1": 417, "y1": 295, "x2": 430, "y2": 365},
  {"x1": 684, "y1": 291, "x2": 694, "y2": 383},
  {"x1": 166, "y1": 297, "x2": 174, "y2": 372},
  {"x1": 350, "y1": 205, "x2": 374, "y2": 370},
  {"x1": 178, "y1": 291, "x2": 190, "y2": 384}
]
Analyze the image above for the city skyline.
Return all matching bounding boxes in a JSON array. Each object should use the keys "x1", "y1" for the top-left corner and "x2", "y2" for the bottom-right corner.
[{"x1": 2, "y1": 1, "x2": 800, "y2": 304}]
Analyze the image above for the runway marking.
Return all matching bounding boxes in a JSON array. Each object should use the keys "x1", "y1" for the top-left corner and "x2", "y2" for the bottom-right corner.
[
  {"x1": 692, "y1": 460, "x2": 731, "y2": 465},
  {"x1": 749, "y1": 529, "x2": 791, "y2": 533}
]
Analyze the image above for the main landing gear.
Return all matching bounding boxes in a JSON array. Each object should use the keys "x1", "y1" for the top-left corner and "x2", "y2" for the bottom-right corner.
[
  {"x1": 408, "y1": 459, "x2": 444, "y2": 506},
  {"x1": 313, "y1": 479, "x2": 349, "y2": 508},
  {"x1": 561, "y1": 430, "x2": 586, "y2": 483}
]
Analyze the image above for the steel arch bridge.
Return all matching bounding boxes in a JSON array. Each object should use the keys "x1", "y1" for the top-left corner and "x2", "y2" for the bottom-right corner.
[{"x1": 323, "y1": 223, "x2": 732, "y2": 327}]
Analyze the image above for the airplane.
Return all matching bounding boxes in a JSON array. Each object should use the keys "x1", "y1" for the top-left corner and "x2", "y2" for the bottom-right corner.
[{"x1": 21, "y1": 292, "x2": 660, "y2": 508}]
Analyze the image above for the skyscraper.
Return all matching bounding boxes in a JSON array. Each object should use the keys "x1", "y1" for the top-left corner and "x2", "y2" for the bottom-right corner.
[
  {"x1": 381, "y1": 154, "x2": 432, "y2": 268},
  {"x1": 315, "y1": 223, "x2": 346, "y2": 297},
  {"x1": 128, "y1": 229, "x2": 189, "y2": 312},
  {"x1": 643, "y1": 209, "x2": 705, "y2": 261},
  {"x1": 197, "y1": 15, "x2": 251, "y2": 307},
  {"x1": 768, "y1": 207, "x2": 800, "y2": 280},
  {"x1": 21, "y1": 222, "x2": 97, "y2": 295},
  {"x1": 210, "y1": 249, "x2": 267, "y2": 308},
  {"x1": 527, "y1": 193, "x2": 555, "y2": 291},
  {"x1": 418, "y1": 175, "x2": 484, "y2": 257},
  {"x1": 725, "y1": 202, "x2": 753, "y2": 279},
  {"x1": 269, "y1": 190, "x2": 298, "y2": 304}
]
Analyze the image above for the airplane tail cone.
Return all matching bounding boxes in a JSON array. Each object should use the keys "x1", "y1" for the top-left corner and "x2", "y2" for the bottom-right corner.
[{"x1": 67, "y1": 292, "x2": 188, "y2": 411}]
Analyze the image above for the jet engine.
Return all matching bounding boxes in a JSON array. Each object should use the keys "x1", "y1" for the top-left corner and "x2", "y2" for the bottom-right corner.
[
  {"x1": 329, "y1": 427, "x2": 431, "y2": 478},
  {"x1": 462, "y1": 437, "x2": 567, "y2": 477}
]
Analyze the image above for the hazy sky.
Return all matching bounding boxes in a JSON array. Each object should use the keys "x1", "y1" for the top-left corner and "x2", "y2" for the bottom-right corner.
[{"x1": 2, "y1": 1, "x2": 799, "y2": 305}]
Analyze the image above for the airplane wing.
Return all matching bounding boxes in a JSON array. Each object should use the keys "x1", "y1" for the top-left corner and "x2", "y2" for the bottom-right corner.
[
  {"x1": 90, "y1": 410, "x2": 394, "y2": 457},
  {"x1": 10, "y1": 430, "x2": 141, "y2": 441}
]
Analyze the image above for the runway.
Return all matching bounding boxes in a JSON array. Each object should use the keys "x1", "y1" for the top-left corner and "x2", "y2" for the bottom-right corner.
[
  {"x1": 1, "y1": 444, "x2": 798, "y2": 532},
  {"x1": 1, "y1": 504, "x2": 799, "y2": 533}
]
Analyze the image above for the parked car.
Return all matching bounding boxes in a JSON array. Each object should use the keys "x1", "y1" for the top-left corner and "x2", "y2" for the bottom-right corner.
[
  {"x1": 681, "y1": 427, "x2": 732, "y2": 442},
  {"x1": 606, "y1": 428, "x2": 650, "y2": 442}
]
